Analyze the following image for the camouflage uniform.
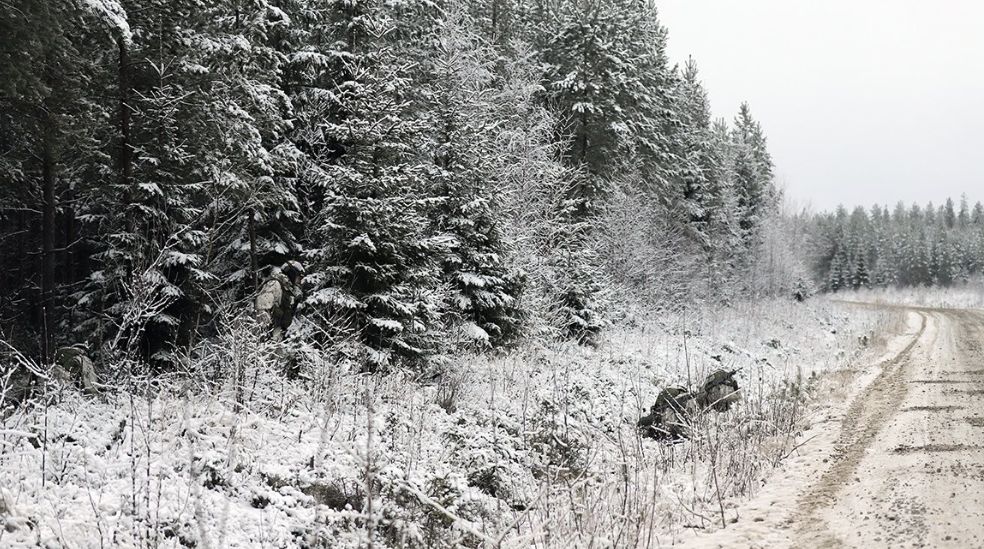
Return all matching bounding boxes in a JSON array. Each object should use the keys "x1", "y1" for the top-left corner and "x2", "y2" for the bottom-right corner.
[
  {"x1": 697, "y1": 369, "x2": 740, "y2": 412},
  {"x1": 639, "y1": 370, "x2": 741, "y2": 441},
  {"x1": 255, "y1": 261, "x2": 304, "y2": 341},
  {"x1": 637, "y1": 386, "x2": 694, "y2": 441},
  {"x1": 52, "y1": 346, "x2": 99, "y2": 394}
]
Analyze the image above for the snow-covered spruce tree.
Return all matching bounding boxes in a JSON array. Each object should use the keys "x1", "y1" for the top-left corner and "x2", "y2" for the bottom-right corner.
[
  {"x1": 624, "y1": 5, "x2": 686, "y2": 206},
  {"x1": 871, "y1": 217, "x2": 899, "y2": 288},
  {"x1": 973, "y1": 202, "x2": 984, "y2": 225},
  {"x1": 671, "y1": 56, "x2": 763, "y2": 288},
  {"x1": 536, "y1": 0, "x2": 677, "y2": 341},
  {"x1": 461, "y1": 0, "x2": 520, "y2": 43},
  {"x1": 827, "y1": 248, "x2": 849, "y2": 292},
  {"x1": 538, "y1": 163, "x2": 609, "y2": 345},
  {"x1": 907, "y1": 227, "x2": 930, "y2": 287},
  {"x1": 943, "y1": 197, "x2": 957, "y2": 229},
  {"x1": 546, "y1": 218, "x2": 606, "y2": 345},
  {"x1": 301, "y1": 1, "x2": 441, "y2": 370},
  {"x1": 542, "y1": 0, "x2": 677, "y2": 198},
  {"x1": 420, "y1": 7, "x2": 526, "y2": 348},
  {"x1": 808, "y1": 196, "x2": 984, "y2": 290},
  {"x1": 0, "y1": 0, "x2": 122, "y2": 359},
  {"x1": 958, "y1": 195, "x2": 971, "y2": 227},
  {"x1": 732, "y1": 103, "x2": 777, "y2": 250},
  {"x1": 78, "y1": 1, "x2": 212, "y2": 365},
  {"x1": 851, "y1": 247, "x2": 871, "y2": 290},
  {"x1": 951, "y1": 236, "x2": 971, "y2": 284},
  {"x1": 924, "y1": 201, "x2": 938, "y2": 227},
  {"x1": 672, "y1": 59, "x2": 716, "y2": 247},
  {"x1": 892, "y1": 206, "x2": 915, "y2": 286},
  {"x1": 193, "y1": 0, "x2": 300, "y2": 305},
  {"x1": 541, "y1": 0, "x2": 623, "y2": 194},
  {"x1": 929, "y1": 229, "x2": 953, "y2": 286},
  {"x1": 702, "y1": 118, "x2": 744, "y2": 293}
]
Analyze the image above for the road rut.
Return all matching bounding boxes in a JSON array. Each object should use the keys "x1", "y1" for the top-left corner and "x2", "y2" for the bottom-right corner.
[{"x1": 683, "y1": 306, "x2": 984, "y2": 548}]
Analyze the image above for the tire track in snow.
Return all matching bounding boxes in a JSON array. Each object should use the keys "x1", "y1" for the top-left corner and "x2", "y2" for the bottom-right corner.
[{"x1": 791, "y1": 311, "x2": 929, "y2": 548}]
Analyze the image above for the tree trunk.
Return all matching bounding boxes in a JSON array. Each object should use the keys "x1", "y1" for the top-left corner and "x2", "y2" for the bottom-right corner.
[
  {"x1": 64, "y1": 183, "x2": 78, "y2": 333},
  {"x1": 118, "y1": 38, "x2": 132, "y2": 193},
  {"x1": 248, "y1": 210, "x2": 259, "y2": 292},
  {"x1": 41, "y1": 119, "x2": 56, "y2": 363},
  {"x1": 64, "y1": 185, "x2": 76, "y2": 284}
]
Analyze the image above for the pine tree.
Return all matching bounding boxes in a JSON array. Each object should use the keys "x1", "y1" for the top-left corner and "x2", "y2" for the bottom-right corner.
[
  {"x1": 943, "y1": 197, "x2": 957, "y2": 229},
  {"x1": 925, "y1": 201, "x2": 938, "y2": 227},
  {"x1": 549, "y1": 244, "x2": 605, "y2": 345},
  {"x1": 973, "y1": 202, "x2": 984, "y2": 225},
  {"x1": 77, "y1": 0, "x2": 216, "y2": 364},
  {"x1": 930, "y1": 229, "x2": 954, "y2": 286},
  {"x1": 958, "y1": 194, "x2": 971, "y2": 227},
  {"x1": 828, "y1": 247, "x2": 849, "y2": 292},
  {"x1": 704, "y1": 118, "x2": 743, "y2": 282},
  {"x1": 852, "y1": 251, "x2": 870, "y2": 290}
]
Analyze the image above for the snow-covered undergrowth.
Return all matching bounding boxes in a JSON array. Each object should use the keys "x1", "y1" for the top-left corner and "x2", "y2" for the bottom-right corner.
[
  {"x1": 837, "y1": 280, "x2": 984, "y2": 310},
  {"x1": 0, "y1": 299, "x2": 893, "y2": 548}
]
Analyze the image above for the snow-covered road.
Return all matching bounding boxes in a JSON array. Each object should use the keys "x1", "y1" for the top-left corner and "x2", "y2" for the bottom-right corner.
[{"x1": 683, "y1": 305, "x2": 984, "y2": 548}]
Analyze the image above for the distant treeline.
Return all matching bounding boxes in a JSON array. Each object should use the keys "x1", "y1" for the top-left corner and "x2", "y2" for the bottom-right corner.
[{"x1": 811, "y1": 197, "x2": 984, "y2": 291}]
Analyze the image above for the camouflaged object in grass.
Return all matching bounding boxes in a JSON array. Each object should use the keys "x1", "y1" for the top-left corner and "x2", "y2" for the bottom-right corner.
[{"x1": 638, "y1": 369, "x2": 740, "y2": 440}]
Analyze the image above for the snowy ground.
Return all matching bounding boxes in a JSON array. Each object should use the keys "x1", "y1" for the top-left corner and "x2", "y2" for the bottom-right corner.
[
  {"x1": 841, "y1": 281, "x2": 984, "y2": 310},
  {"x1": 676, "y1": 303, "x2": 984, "y2": 548},
  {"x1": 0, "y1": 298, "x2": 894, "y2": 548}
]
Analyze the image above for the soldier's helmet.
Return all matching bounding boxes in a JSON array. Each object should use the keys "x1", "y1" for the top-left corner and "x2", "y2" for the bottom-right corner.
[
  {"x1": 701, "y1": 369, "x2": 740, "y2": 412},
  {"x1": 703, "y1": 369, "x2": 738, "y2": 392},
  {"x1": 652, "y1": 386, "x2": 690, "y2": 412},
  {"x1": 282, "y1": 260, "x2": 305, "y2": 282}
]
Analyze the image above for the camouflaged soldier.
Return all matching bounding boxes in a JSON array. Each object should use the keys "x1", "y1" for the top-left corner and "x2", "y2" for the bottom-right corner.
[
  {"x1": 255, "y1": 261, "x2": 305, "y2": 341},
  {"x1": 639, "y1": 370, "x2": 740, "y2": 441},
  {"x1": 696, "y1": 369, "x2": 740, "y2": 412},
  {"x1": 52, "y1": 346, "x2": 99, "y2": 394},
  {"x1": 637, "y1": 386, "x2": 695, "y2": 441}
]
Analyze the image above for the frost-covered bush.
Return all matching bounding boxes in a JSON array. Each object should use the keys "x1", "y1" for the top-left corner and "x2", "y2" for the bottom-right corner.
[
  {"x1": 445, "y1": 407, "x2": 533, "y2": 506},
  {"x1": 545, "y1": 247, "x2": 607, "y2": 346},
  {"x1": 0, "y1": 298, "x2": 894, "y2": 548}
]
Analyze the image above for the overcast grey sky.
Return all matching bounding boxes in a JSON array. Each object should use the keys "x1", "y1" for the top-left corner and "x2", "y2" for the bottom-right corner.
[{"x1": 658, "y1": 0, "x2": 984, "y2": 212}]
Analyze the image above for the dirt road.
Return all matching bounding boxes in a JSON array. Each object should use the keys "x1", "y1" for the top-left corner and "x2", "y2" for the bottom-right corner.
[{"x1": 685, "y1": 306, "x2": 984, "y2": 548}]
